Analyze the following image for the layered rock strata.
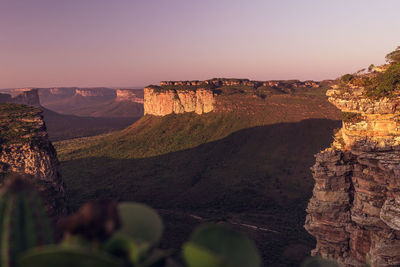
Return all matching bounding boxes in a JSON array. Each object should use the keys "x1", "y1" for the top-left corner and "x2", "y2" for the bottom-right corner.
[
  {"x1": 0, "y1": 103, "x2": 66, "y2": 220},
  {"x1": 305, "y1": 85, "x2": 400, "y2": 266},
  {"x1": 144, "y1": 87, "x2": 215, "y2": 116}
]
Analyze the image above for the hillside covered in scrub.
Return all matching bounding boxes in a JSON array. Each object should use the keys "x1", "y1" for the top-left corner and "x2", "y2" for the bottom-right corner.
[{"x1": 55, "y1": 87, "x2": 341, "y2": 266}]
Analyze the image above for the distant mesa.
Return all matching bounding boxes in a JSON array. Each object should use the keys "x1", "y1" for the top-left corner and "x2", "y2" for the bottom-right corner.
[
  {"x1": 0, "y1": 88, "x2": 41, "y2": 107},
  {"x1": 74, "y1": 87, "x2": 116, "y2": 98},
  {"x1": 116, "y1": 89, "x2": 144, "y2": 103}
]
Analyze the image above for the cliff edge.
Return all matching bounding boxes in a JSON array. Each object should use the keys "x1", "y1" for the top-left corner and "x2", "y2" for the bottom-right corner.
[
  {"x1": 0, "y1": 103, "x2": 66, "y2": 219},
  {"x1": 305, "y1": 68, "x2": 400, "y2": 266}
]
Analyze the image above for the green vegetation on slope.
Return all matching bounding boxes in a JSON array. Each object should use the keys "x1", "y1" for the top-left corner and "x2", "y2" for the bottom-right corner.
[
  {"x1": 55, "y1": 94, "x2": 341, "y2": 266},
  {"x1": 0, "y1": 103, "x2": 43, "y2": 144}
]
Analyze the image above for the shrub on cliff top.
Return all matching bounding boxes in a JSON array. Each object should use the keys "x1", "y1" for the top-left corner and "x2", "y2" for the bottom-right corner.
[
  {"x1": 365, "y1": 62, "x2": 400, "y2": 98},
  {"x1": 386, "y1": 46, "x2": 400, "y2": 63}
]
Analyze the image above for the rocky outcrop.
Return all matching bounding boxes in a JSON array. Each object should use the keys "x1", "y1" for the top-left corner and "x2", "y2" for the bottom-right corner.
[
  {"x1": 144, "y1": 87, "x2": 215, "y2": 116},
  {"x1": 116, "y1": 89, "x2": 144, "y2": 103},
  {"x1": 0, "y1": 103, "x2": 66, "y2": 220},
  {"x1": 305, "y1": 84, "x2": 400, "y2": 266}
]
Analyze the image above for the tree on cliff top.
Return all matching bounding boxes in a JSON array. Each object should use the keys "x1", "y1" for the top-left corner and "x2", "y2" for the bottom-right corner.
[{"x1": 386, "y1": 46, "x2": 400, "y2": 63}]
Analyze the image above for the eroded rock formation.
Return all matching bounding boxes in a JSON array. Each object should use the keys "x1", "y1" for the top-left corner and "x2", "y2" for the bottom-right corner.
[
  {"x1": 305, "y1": 84, "x2": 400, "y2": 266},
  {"x1": 144, "y1": 87, "x2": 215, "y2": 116},
  {"x1": 0, "y1": 103, "x2": 66, "y2": 220}
]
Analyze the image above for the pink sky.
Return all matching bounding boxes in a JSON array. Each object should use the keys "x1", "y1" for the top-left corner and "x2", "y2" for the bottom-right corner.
[{"x1": 1, "y1": 0, "x2": 399, "y2": 88}]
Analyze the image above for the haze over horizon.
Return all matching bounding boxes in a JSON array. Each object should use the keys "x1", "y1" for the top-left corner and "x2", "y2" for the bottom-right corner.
[{"x1": 1, "y1": 0, "x2": 399, "y2": 88}]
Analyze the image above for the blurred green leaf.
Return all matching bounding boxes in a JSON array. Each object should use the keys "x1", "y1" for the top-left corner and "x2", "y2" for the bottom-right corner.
[
  {"x1": 117, "y1": 202, "x2": 163, "y2": 245},
  {"x1": 183, "y1": 243, "x2": 223, "y2": 267},
  {"x1": 183, "y1": 224, "x2": 261, "y2": 267},
  {"x1": 19, "y1": 245, "x2": 123, "y2": 267}
]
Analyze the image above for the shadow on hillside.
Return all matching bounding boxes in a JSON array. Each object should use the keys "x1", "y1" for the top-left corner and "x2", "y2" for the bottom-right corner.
[
  {"x1": 42, "y1": 108, "x2": 140, "y2": 141},
  {"x1": 60, "y1": 118, "x2": 341, "y2": 266}
]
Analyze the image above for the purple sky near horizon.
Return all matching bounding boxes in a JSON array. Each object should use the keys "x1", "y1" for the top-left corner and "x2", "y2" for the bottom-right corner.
[{"x1": 1, "y1": 0, "x2": 399, "y2": 88}]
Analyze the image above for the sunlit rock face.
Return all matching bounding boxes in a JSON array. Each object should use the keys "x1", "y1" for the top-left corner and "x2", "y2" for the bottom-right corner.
[
  {"x1": 305, "y1": 84, "x2": 400, "y2": 266},
  {"x1": 0, "y1": 104, "x2": 66, "y2": 220},
  {"x1": 144, "y1": 87, "x2": 215, "y2": 116}
]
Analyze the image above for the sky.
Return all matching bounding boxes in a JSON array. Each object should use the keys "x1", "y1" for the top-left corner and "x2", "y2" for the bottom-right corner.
[{"x1": 0, "y1": 0, "x2": 399, "y2": 88}]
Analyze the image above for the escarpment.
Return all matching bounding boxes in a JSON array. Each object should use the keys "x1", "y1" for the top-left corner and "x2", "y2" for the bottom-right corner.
[
  {"x1": 305, "y1": 80, "x2": 400, "y2": 266},
  {"x1": 0, "y1": 103, "x2": 66, "y2": 219},
  {"x1": 144, "y1": 87, "x2": 215, "y2": 116},
  {"x1": 144, "y1": 78, "x2": 323, "y2": 116}
]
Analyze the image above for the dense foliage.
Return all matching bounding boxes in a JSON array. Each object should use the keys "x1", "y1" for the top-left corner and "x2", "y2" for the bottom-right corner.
[{"x1": 365, "y1": 63, "x2": 400, "y2": 98}]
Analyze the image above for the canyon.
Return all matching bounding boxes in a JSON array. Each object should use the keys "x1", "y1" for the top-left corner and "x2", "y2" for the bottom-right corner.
[{"x1": 305, "y1": 82, "x2": 400, "y2": 266}]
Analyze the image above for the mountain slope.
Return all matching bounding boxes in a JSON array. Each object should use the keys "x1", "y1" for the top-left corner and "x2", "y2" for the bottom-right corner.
[{"x1": 55, "y1": 92, "x2": 341, "y2": 266}]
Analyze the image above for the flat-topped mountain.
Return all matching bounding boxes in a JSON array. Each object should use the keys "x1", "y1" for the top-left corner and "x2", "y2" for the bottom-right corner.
[{"x1": 144, "y1": 78, "x2": 327, "y2": 116}]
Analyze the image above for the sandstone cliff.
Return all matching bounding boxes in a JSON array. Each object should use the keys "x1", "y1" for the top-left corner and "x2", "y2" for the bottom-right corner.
[
  {"x1": 0, "y1": 103, "x2": 66, "y2": 219},
  {"x1": 305, "y1": 83, "x2": 400, "y2": 266},
  {"x1": 144, "y1": 87, "x2": 215, "y2": 116}
]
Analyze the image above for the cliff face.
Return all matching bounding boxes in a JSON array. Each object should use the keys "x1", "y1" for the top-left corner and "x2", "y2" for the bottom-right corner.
[
  {"x1": 0, "y1": 89, "x2": 41, "y2": 107},
  {"x1": 305, "y1": 85, "x2": 400, "y2": 266},
  {"x1": 144, "y1": 88, "x2": 215, "y2": 116},
  {"x1": 0, "y1": 104, "x2": 66, "y2": 219}
]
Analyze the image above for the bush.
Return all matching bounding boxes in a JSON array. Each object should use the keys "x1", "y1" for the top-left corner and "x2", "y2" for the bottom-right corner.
[
  {"x1": 340, "y1": 74, "x2": 354, "y2": 83},
  {"x1": 386, "y1": 46, "x2": 400, "y2": 63},
  {"x1": 366, "y1": 63, "x2": 400, "y2": 98}
]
